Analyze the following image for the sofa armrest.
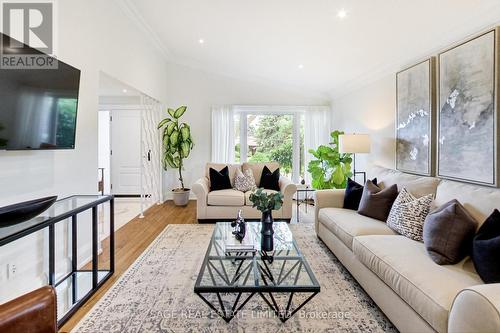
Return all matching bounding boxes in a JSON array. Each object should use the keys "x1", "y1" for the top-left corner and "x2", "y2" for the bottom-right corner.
[
  {"x1": 0, "y1": 286, "x2": 57, "y2": 333},
  {"x1": 449, "y1": 284, "x2": 500, "y2": 333},
  {"x1": 279, "y1": 176, "x2": 297, "y2": 220},
  {"x1": 314, "y1": 189, "x2": 346, "y2": 233},
  {"x1": 192, "y1": 177, "x2": 210, "y2": 219}
]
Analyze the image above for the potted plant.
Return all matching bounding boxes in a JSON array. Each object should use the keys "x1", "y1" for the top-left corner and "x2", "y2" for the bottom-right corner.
[
  {"x1": 249, "y1": 189, "x2": 284, "y2": 236},
  {"x1": 158, "y1": 106, "x2": 194, "y2": 206},
  {"x1": 307, "y1": 130, "x2": 353, "y2": 189}
]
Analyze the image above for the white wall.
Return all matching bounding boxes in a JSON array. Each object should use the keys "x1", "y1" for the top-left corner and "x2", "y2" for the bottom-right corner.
[
  {"x1": 163, "y1": 63, "x2": 330, "y2": 198},
  {"x1": 0, "y1": 0, "x2": 167, "y2": 303},
  {"x1": 332, "y1": 74, "x2": 396, "y2": 173}
]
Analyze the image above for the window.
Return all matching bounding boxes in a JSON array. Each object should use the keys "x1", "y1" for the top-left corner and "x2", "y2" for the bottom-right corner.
[{"x1": 234, "y1": 107, "x2": 305, "y2": 183}]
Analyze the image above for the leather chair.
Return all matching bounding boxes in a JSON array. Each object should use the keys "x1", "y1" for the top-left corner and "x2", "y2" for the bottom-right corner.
[{"x1": 0, "y1": 286, "x2": 57, "y2": 333}]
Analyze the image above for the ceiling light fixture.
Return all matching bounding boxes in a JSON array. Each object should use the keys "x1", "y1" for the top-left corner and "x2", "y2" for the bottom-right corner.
[
  {"x1": 122, "y1": 89, "x2": 128, "y2": 93},
  {"x1": 198, "y1": 38, "x2": 205, "y2": 44},
  {"x1": 298, "y1": 64, "x2": 304, "y2": 70},
  {"x1": 337, "y1": 9, "x2": 347, "y2": 19}
]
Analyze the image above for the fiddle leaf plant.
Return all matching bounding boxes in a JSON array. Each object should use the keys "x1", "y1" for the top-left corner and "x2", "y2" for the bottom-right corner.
[
  {"x1": 307, "y1": 130, "x2": 353, "y2": 190},
  {"x1": 157, "y1": 106, "x2": 194, "y2": 190},
  {"x1": 249, "y1": 188, "x2": 284, "y2": 213}
]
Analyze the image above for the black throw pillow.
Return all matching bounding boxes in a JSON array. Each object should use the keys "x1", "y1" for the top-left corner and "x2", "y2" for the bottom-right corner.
[
  {"x1": 343, "y1": 178, "x2": 377, "y2": 210},
  {"x1": 259, "y1": 166, "x2": 280, "y2": 191},
  {"x1": 472, "y1": 209, "x2": 500, "y2": 283},
  {"x1": 209, "y1": 166, "x2": 232, "y2": 191}
]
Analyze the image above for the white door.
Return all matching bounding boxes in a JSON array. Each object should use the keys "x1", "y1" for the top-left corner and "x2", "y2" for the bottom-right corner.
[{"x1": 111, "y1": 109, "x2": 141, "y2": 195}]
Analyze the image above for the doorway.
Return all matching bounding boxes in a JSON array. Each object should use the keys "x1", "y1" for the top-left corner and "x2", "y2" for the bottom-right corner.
[{"x1": 97, "y1": 73, "x2": 162, "y2": 229}]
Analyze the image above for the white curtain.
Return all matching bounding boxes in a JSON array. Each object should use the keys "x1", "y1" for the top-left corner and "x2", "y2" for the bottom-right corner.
[
  {"x1": 211, "y1": 105, "x2": 235, "y2": 163},
  {"x1": 304, "y1": 106, "x2": 332, "y2": 185}
]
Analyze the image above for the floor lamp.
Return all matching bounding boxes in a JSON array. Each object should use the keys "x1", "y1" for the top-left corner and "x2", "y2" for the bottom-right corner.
[{"x1": 339, "y1": 134, "x2": 371, "y2": 184}]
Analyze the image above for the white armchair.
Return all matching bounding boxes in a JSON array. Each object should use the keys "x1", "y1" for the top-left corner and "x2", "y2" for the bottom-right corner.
[{"x1": 193, "y1": 162, "x2": 297, "y2": 222}]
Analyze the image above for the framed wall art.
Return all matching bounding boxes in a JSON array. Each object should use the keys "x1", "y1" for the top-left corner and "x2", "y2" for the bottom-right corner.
[
  {"x1": 396, "y1": 58, "x2": 436, "y2": 176},
  {"x1": 437, "y1": 28, "x2": 499, "y2": 187}
]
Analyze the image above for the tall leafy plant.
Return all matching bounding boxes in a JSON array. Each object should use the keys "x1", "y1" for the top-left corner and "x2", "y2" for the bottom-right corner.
[
  {"x1": 158, "y1": 106, "x2": 194, "y2": 190},
  {"x1": 307, "y1": 130, "x2": 353, "y2": 189}
]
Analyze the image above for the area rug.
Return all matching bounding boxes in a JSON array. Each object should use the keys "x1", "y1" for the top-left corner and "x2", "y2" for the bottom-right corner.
[{"x1": 72, "y1": 224, "x2": 397, "y2": 333}]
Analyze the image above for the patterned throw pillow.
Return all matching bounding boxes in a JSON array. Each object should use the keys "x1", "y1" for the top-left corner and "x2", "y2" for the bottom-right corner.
[
  {"x1": 387, "y1": 188, "x2": 434, "y2": 242},
  {"x1": 234, "y1": 168, "x2": 256, "y2": 192}
]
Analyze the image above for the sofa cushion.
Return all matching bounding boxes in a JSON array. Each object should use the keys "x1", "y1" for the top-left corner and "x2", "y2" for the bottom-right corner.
[
  {"x1": 472, "y1": 209, "x2": 500, "y2": 283},
  {"x1": 242, "y1": 162, "x2": 280, "y2": 187},
  {"x1": 206, "y1": 163, "x2": 241, "y2": 187},
  {"x1": 343, "y1": 177, "x2": 377, "y2": 210},
  {"x1": 208, "y1": 189, "x2": 245, "y2": 206},
  {"x1": 353, "y1": 235, "x2": 483, "y2": 333},
  {"x1": 245, "y1": 189, "x2": 279, "y2": 206},
  {"x1": 423, "y1": 199, "x2": 477, "y2": 265},
  {"x1": 369, "y1": 165, "x2": 440, "y2": 198},
  {"x1": 435, "y1": 179, "x2": 500, "y2": 228},
  {"x1": 358, "y1": 180, "x2": 399, "y2": 221},
  {"x1": 318, "y1": 208, "x2": 396, "y2": 249},
  {"x1": 386, "y1": 188, "x2": 434, "y2": 242}
]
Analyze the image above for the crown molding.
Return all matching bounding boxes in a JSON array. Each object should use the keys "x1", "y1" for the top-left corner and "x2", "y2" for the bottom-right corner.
[{"x1": 115, "y1": 0, "x2": 173, "y2": 61}]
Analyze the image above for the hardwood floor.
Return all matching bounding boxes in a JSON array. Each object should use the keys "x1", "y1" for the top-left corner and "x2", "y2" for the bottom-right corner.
[{"x1": 59, "y1": 200, "x2": 198, "y2": 333}]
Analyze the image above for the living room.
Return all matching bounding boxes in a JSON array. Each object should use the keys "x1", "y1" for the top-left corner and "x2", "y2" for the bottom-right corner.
[{"x1": 1, "y1": 1, "x2": 500, "y2": 332}]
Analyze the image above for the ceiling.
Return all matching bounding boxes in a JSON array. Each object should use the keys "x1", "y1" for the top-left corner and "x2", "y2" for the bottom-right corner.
[
  {"x1": 125, "y1": 0, "x2": 500, "y2": 97},
  {"x1": 99, "y1": 72, "x2": 141, "y2": 97}
]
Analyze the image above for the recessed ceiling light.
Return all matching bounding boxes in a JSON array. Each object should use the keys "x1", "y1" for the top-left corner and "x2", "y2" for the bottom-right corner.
[
  {"x1": 122, "y1": 89, "x2": 128, "y2": 93},
  {"x1": 298, "y1": 64, "x2": 304, "y2": 70},
  {"x1": 198, "y1": 38, "x2": 205, "y2": 44},
  {"x1": 337, "y1": 9, "x2": 347, "y2": 19}
]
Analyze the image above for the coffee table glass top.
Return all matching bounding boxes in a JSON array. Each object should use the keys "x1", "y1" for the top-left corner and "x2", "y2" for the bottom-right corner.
[{"x1": 194, "y1": 222, "x2": 320, "y2": 293}]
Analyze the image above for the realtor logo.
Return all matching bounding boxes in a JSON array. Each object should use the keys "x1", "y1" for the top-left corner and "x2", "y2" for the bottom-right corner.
[{"x1": 0, "y1": 0, "x2": 57, "y2": 69}]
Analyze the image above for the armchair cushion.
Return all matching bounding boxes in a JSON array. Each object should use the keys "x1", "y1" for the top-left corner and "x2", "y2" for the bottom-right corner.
[
  {"x1": 242, "y1": 162, "x2": 279, "y2": 186},
  {"x1": 209, "y1": 166, "x2": 232, "y2": 191},
  {"x1": 208, "y1": 189, "x2": 245, "y2": 206},
  {"x1": 259, "y1": 166, "x2": 280, "y2": 191}
]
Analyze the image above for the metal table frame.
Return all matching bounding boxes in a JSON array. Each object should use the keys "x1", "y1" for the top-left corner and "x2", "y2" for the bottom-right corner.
[
  {"x1": 296, "y1": 187, "x2": 316, "y2": 223},
  {"x1": 0, "y1": 195, "x2": 115, "y2": 327},
  {"x1": 194, "y1": 222, "x2": 320, "y2": 323}
]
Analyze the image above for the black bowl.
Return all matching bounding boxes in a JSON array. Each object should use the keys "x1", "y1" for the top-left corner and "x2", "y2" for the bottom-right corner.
[{"x1": 0, "y1": 196, "x2": 58, "y2": 227}]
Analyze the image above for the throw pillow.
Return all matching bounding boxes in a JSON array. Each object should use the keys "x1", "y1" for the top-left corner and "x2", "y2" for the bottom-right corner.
[
  {"x1": 357, "y1": 180, "x2": 399, "y2": 221},
  {"x1": 423, "y1": 199, "x2": 477, "y2": 265},
  {"x1": 209, "y1": 166, "x2": 232, "y2": 191},
  {"x1": 234, "y1": 168, "x2": 256, "y2": 192},
  {"x1": 472, "y1": 209, "x2": 500, "y2": 283},
  {"x1": 259, "y1": 166, "x2": 280, "y2": 191},
  {"x1": 343, "y1": 178, "x2": 378, "y2": 210},
  {"x1": 386, "y1": 188, "x2": 434, "y2": 241}
]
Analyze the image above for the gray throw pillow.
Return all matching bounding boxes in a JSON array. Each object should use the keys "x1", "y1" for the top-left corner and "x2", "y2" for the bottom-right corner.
[
  {"x1": 423, "y1": 199, "x2": 477, "y2": 265},
  {"x1": 357, "y1": 180, "x2": 399, "y2": 221}
]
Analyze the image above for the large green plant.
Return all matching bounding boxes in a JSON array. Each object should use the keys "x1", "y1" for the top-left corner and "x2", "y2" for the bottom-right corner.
[
  {"x1": 157, "y1": 106, "x2": 194, "y2": 190},
  {"x1": 307, "y1": 130, "x2": 353, "y2": 189}
]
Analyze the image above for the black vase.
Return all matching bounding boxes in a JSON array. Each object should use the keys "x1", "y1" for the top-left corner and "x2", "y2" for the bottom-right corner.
[{"x1": 260, "y1": 210, "x2": 274, "y2": 252}]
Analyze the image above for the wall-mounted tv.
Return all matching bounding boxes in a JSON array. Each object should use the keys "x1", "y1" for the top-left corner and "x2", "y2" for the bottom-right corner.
[{"x1": 0, "y1": 33, "x2": 81, "y2": 150}]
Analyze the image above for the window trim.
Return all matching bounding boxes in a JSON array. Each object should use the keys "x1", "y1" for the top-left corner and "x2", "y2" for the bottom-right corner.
[{"x1": 234, "y1": 107, "x2": 305, "y2": 183}]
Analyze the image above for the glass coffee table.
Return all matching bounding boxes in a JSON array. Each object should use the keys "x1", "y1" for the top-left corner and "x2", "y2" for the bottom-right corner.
[{"x1": 194, "y1": 222, "x2": 320, "y2": 322}]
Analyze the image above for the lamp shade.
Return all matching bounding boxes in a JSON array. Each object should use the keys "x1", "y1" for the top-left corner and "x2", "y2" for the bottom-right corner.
[{"x1": 339, "y1": 134, "x2": 371, "y2": 154}]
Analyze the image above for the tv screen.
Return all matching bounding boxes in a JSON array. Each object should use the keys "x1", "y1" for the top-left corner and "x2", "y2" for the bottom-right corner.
[{"x1": 0, "y1": 33, "x2": 80, "y2": 150}]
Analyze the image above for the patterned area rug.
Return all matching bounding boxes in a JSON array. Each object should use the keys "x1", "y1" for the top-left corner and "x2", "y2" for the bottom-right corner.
[{"x1": 72, "y1": 224, "x2": 397, "y2": 333}]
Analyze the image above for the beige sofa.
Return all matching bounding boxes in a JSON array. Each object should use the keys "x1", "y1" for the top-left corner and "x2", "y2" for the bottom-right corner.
[
  {"x1": 315, "y1": 165, "x2": 500, "y2": 333},
  {"x1": 193, "y1": 162, "x2": 297, "y2": 222}
]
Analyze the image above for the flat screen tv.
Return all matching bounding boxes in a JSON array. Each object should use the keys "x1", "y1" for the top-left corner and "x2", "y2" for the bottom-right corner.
[{"x1": 0, "y1": 33, "x2": 80, "y2": 150}]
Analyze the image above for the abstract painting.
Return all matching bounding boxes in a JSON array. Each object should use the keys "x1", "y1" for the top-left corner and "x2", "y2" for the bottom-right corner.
[
  {"x1": 396, "y1": 58, "x2": 435, "y2": 176},
  {"x1": 438, "y1": 29, "x2": 498, "y2": 186}
]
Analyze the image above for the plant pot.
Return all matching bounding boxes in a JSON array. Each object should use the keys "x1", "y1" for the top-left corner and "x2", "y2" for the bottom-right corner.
[{"x1": 172, "y1": 188, "x2": 190, "y2": 206}]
